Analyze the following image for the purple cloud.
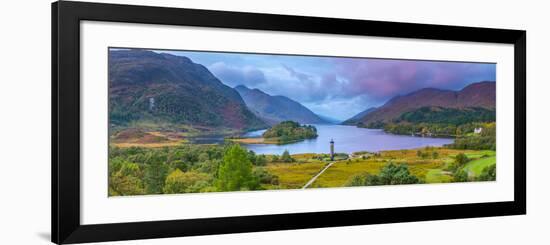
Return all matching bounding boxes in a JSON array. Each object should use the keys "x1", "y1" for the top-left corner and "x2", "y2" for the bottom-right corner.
[
  {"x1": 167, "y1": 49, "x2": 495, "y2": 120},
  {"x1": 334, "y1": 58, "x2": 495, "y2": 103}
]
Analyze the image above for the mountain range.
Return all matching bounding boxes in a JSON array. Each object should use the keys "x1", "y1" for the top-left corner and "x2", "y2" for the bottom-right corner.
[
  {"x1": 343, "y1": 81, "x2": 496, "y2": 126},
  {"x1": 108, "y1": 50, "x2": 266, "y2": 130},
  {"x1": 235, "y1": 85, "x2": 326, "y2": 125},
  {"x1": 109, "y1": 50, "x2": 495, "y2": 131},
  {"x1": 342, "y1": 107, "x2": 377, "y2": 125}
]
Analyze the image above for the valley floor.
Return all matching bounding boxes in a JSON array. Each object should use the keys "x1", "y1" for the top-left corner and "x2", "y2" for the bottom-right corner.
[
  {"x1": 108, "y1": 128, "x2": 496, "y2": 196},
  {"x1": 262, "y1": 148, "x2": 496, "y2": 190}
]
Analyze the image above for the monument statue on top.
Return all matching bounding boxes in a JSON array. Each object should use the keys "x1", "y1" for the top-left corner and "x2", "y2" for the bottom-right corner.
[{"x1": 330, "y1": 139, "x2": 334, "y2": 161}]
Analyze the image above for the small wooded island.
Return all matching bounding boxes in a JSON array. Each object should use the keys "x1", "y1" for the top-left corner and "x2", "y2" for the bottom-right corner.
[
  {"x1": 263, "y1": 121, "x2": 318, "y2": 144},
  {"x1": 229, "y1": 121, "x2": 318, "y2": 145}
]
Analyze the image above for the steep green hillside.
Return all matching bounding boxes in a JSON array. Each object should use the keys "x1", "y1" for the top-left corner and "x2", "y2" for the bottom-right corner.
[
  {"x1": 109, "y1": 49, "x2": 267, "y2": 130},
  {"x1": 347, "y1": 81, "x2": 496, "y2": 126}
]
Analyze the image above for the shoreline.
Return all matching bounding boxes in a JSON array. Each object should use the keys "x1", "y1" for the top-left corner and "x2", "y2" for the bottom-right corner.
[
  {"x1": 351, "y1": 125, "x2": 457, "y2": 139},
  {"x1": 227, "y1": 137, "x2": 308, "y2": 145}
]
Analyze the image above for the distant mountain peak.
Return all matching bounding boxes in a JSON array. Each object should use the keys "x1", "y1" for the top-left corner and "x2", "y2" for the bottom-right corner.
[
  {"x1": 234, "y1": 84, "x2": 248, "y2": 90},
  {"x1": 465, "y1": 80, "x2": 495, "y2": 86},
  {"x1": 343, "y1": 81, "x2": 496, "y2": 126},
  {"x1": 235, "y1": 86, "x2": 327, "y2": 125},
  {"x1": 342, "y1": 107, "x2": 377, "y2": 125}
]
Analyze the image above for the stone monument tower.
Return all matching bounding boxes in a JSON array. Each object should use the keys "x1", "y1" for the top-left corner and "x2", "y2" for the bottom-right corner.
[{"x1": 330, "y1": 139, "x2": 334, "y2": 161}]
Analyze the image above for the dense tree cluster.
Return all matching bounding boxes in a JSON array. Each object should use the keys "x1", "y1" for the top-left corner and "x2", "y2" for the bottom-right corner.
[
  {"x1": 262, "y1": 121, "x2": 318, "y2": 144},
  {"x1": 375, "y1": 109, "x2": 496, "y2": 151},
  {"x1": 360, "y1": 121, "x2": 385, "y2": 129},
  {"x1": 478, "y1": 164, "x2": 496, "y2": 181},
  {"x1": 382, "y1": 121, "x2": 495, "y2": 138},
  {"x1": 397, "y1": 106, "x2": 495, "y2": 125},
  {"x1": 383, "y1": 123, "x2": 456, "y2": 137},
  {"x1": 447, "y1": 152, "x2": 496, "y2": 182},
  {"x1": 346, "y1": 163, "x2": 420, "y2": 187},
  {"x1": 108, "y1": 144, "x2": 274, "y2": 196},
  {"x1": 448, "y1": 122, "x2": 496, "y2": 150},
  {"x1": 360, "y1": 107, "x2": 496, "y2": 149}
]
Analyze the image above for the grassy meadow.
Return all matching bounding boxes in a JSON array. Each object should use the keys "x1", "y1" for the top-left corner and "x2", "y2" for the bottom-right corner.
[
  {"x1": 294, "y1": 148, "x2": 495, "y2": 188},
  {"x1": 108, "y1": 127, "x2": 496, "y2": 197}
]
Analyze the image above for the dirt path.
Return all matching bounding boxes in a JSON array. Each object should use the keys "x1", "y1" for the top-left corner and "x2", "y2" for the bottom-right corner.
[{"x1": 302, "y1": 161, "x2": 335, "y2": 189}]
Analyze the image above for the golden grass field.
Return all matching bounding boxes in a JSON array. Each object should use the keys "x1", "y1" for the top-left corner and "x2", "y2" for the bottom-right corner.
[
  {"x1": 228, "y1": 137, "x2": 294, "y2": 145},
  {"x1": 111, "y1": 141, "x2": 187, "y2": 148},
  {"x1": 228, "y1": 137, "x2": 280, "y2": 144},
  {"x1": 262, "y1": 161, "x2": 326, "y2": 189},
  {"x1": 265, "y1": 148, "x2": 496, "y2": 189},
  {"x1": 110, "y1": 130, "x2": 188, "y2": 148}
]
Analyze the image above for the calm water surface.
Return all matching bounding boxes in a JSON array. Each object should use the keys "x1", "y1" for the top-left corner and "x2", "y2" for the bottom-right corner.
[{"x1": 242, "y1": 124, "x2": 454, "y2": 155}]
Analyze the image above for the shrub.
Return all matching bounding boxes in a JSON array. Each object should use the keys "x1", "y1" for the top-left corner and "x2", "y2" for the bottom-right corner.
[
  {"x1": 453, "y1": 169, "x2": 469, "y2": 182},
  {"x1": 477, "y1": 164, "x2": 496, "y2": 181},
  {"x1": 345, "y1": 163, "x2": 420, "y2": 187},
  {"x1": 455, "y1": 153, "x2": 469, "y2": 165},
  {"x1": 256, "y1": 154, "x2": 267, "y2": 166},
  {"x1": 163, "y1": 169, "x2": 210, "y2": 194},
  {"x1": 281, "y1": 150, "x2": 294, "y2": 163},
  {"x1": 345, "y1": 173, "x2": 367, "y2": 186},
  {"x1": 253, "y1": 167, "x2": 279, "y2": 185},
  {"x1": 378, "y1": 163, "x2": 420, "y2": 185}
]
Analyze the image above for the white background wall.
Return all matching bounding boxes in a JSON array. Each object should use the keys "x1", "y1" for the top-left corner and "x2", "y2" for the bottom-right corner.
[{"x1": 0, "y1": 0, "x2": 548, "y2": 244}]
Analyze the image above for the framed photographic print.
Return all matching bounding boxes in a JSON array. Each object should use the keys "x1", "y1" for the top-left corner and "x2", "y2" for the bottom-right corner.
[{"x1": 52, "y1": 1, "x2": 526, "y2": 244}]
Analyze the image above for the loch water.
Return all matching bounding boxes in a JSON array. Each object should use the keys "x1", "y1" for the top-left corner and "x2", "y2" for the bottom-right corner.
[{"x1": 241, "y1": 124, "x2": 454, "y2": 155}]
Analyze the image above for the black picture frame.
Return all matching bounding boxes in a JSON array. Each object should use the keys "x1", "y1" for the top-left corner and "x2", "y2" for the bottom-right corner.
[{"x1": 52, "y1": 1, "x2": 526, "y2": 244}]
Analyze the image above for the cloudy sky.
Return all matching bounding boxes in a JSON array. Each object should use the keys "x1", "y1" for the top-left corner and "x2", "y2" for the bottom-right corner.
[{"x1": 153, "y1": 49, "x2": 496, "y2": 121}]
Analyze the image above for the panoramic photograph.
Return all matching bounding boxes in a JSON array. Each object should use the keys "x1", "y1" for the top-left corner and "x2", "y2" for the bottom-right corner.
[{"x1": 107, "y1": 48, "x2": 497, "y2": 196}]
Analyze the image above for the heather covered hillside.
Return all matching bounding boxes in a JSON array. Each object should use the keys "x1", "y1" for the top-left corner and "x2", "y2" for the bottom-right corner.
[
  {"x1": 109, "y1": 50, "x2": 267, "y2": 131},
  {"x1": 347, "y1": 81, "x2": 496, "y2": 126}
]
